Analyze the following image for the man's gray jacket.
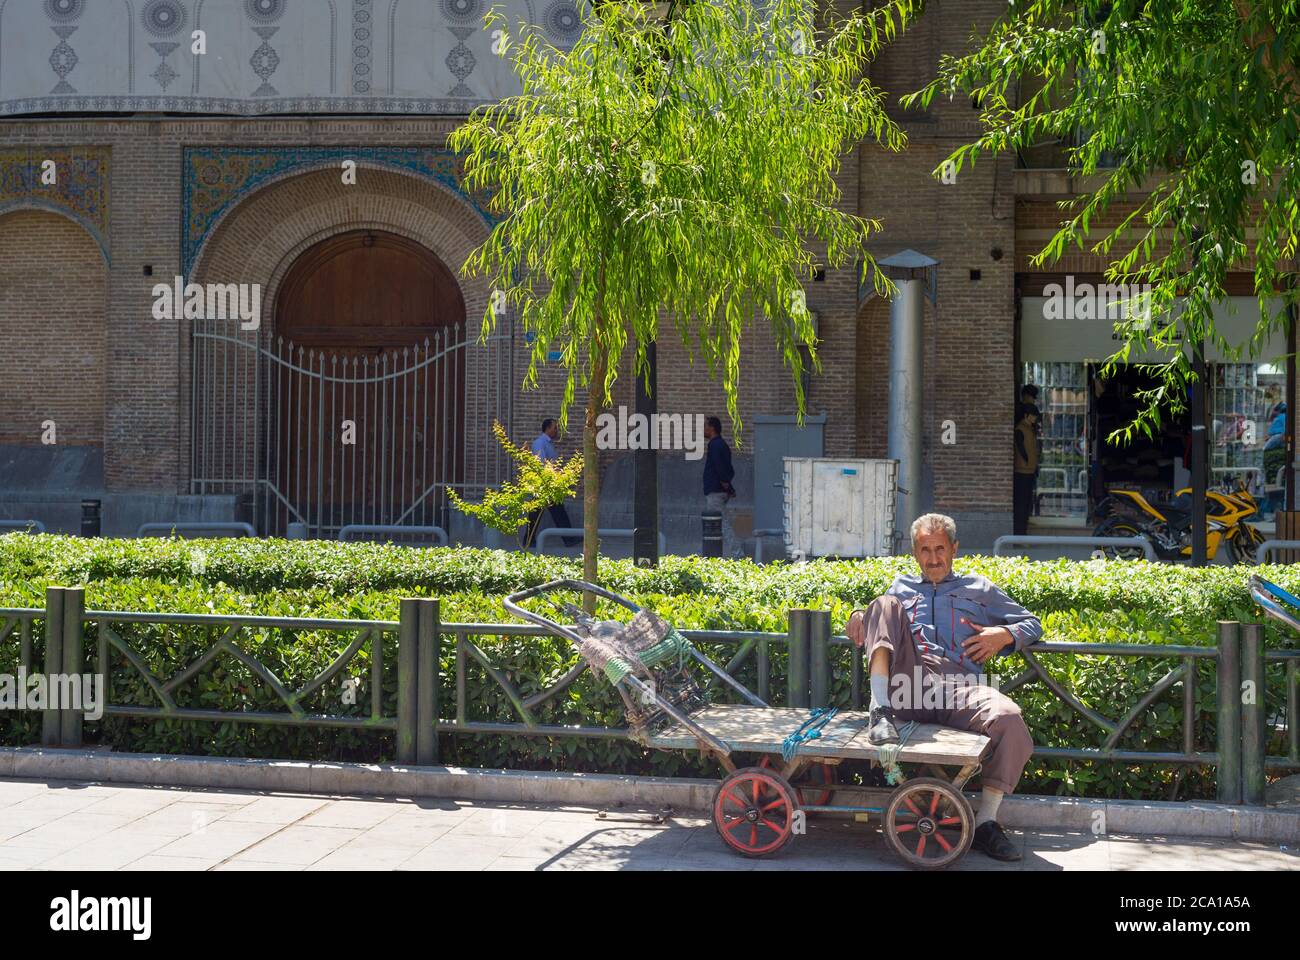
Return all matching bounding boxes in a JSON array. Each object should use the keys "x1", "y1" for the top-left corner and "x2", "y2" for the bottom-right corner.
[{"x1": 885, "y1": 572, "x2": 1042, "y2": 672}]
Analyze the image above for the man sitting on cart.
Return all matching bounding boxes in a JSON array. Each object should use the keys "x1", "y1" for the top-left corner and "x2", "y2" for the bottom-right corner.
[{"x1": 845, "y1": 513, "x2": 1040, "y2": 862}]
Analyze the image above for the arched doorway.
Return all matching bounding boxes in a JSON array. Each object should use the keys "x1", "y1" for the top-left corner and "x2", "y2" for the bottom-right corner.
[
  {"x1": 262, "y1": 229, "x2": 468, "y2": 537},
  {"x1": 277, "y1": 230, "x2": 466, "y2": 346}
]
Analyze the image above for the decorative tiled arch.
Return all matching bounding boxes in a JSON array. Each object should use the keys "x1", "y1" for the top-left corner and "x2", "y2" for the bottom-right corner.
[
  {"x1": 0, "y1": 145, "x2": 110, "y2": 262},
  {"x1": 181, "y1": 145, "x2": 498, "y2": 273}
]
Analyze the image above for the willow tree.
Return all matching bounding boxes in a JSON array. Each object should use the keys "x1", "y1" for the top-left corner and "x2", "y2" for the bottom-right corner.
[
  {"x1": 906, "y1": 0, "x2": 1300, "y2": 440},
  {"x1": 450, "y1": 0, "x2": 910, "y2": 590}
]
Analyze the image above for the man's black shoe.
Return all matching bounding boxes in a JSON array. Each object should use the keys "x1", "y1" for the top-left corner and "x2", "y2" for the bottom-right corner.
[
  {"x1": 866, "y1": 706, "x2": 899, "y2": 745},
  {"x1": 971, "y1": 820, "x2": 1021, "y2": 861}
]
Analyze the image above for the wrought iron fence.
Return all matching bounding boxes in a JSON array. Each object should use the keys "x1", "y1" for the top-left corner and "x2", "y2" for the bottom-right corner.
[
  {"x1": 3, "y1": 590, "x2": 1297, "y2": 804},
  {"x1": 190, "y1": 320, "x2": 516, "y2": 538}
]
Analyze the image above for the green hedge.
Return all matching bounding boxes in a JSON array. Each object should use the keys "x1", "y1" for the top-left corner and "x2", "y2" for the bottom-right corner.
[{"x1": 1, "y1": 533, "x2": 1295, "y2": 798}]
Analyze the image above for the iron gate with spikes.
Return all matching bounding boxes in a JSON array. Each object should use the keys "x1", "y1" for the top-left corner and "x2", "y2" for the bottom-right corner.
[{"x1": 190, "y1": 320, "x2": 515, "y2": 538}]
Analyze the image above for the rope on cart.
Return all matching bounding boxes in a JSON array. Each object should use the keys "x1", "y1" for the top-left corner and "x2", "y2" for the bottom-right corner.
[
  {"x1": 879, "y1": 720, "x2": 917, "y2": 786},
  {"x1": 781, "y1": 707, "x2": 838, "y2": 762}
]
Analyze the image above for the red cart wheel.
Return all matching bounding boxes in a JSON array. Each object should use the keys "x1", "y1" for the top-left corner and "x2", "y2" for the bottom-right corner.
[
  {"x1": 758, "y1": 755, "x2": 837, "y2": 806},
  {"x1": 882, "y1": 777, "x2": 973, "y2": 870},
  {"x1": 713, "y1": 767, "x2": 798, "y2": 858}
]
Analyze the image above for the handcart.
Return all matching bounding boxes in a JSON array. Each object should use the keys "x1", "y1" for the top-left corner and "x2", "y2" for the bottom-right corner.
[{"x1": 504, "y1": 578, "x2": 991, "y2": 869}]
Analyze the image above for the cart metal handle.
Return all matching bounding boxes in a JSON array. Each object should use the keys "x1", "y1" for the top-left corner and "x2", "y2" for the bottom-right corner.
[
  {"x1": 501, "y1": 580, "x2": 735, "y2": 756},
  {"x1": 501, "y1": 579, "x2": 639, "y2": 646},
  {"x1": 503, "y1": 578, "x2": 768, "y2": 707}
]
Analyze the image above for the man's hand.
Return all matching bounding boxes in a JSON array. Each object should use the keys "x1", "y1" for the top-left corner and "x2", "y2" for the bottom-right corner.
[
  {"x1": 959, "y1": 618, "x2": 1014, "y2": 664},
  {"x1": 846, "y1": 609, "x2": 868, "y2": 648}
]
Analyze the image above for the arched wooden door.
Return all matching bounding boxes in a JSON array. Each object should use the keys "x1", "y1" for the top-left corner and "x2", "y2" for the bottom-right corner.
[{"x1": 264, "y1": 230, "x2": 467, "y2": 537}]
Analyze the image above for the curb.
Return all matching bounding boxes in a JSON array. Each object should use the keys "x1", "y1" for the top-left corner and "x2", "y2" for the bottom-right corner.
[
  {"x1": 2, "y1": 747, "x2": 1297, "y2": 843},
  {"x1": 0, "y1": 746, "x2": 717, "y2": 812}
]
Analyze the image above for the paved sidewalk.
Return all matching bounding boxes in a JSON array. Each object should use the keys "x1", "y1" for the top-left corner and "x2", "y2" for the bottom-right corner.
[{"x1": 1, "y1": 777, "x2": 1296, "y2": 871}]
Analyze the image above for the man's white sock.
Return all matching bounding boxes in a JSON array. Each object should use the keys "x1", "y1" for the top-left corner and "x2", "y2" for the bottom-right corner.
[
  {"x1": 869, "y1": 675, "x2": 890, "y2": 712},
  {"x1": 975, "y1": 788, "x2": 1004, "y2": 826}
]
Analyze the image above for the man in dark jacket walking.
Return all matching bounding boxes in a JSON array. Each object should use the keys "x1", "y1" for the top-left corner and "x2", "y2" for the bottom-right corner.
[{"x1": 702, "y1": 416, "x2": 739, "y2": 557}]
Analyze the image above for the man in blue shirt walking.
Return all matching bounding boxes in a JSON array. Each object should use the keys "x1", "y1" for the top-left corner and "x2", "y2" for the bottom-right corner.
[
  {"x1": 845, "y1": 513, "x2": 1041, "y2": 861},
  {"x1": 520, "y1": 418, "x2": 580, "y2": 548}
]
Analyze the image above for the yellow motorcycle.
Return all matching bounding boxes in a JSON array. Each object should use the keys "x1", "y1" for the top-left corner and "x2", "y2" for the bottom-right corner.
[{"x1": 1093, "y1": 480, "x2": 1267, "y2": 563}]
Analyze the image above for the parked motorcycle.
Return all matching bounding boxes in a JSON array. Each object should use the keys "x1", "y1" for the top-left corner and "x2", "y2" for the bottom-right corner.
[{"x1": 1092, "y1": 479, "x2": 1266, "y2": 563}]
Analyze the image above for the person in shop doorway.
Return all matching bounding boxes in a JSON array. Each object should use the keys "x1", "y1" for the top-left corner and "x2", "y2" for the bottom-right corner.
[
  {"x1": 1020, "y1": 384, "x2": 1042, "y2": 515},
  {"x1": 1014, "y1": 403, "x2": 1040, "y2": 535}
]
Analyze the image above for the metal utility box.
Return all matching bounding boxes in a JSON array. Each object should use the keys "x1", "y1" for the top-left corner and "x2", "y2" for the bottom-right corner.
[{"x1": 783, "y1": 458, "x2": 898, "y2": 558}]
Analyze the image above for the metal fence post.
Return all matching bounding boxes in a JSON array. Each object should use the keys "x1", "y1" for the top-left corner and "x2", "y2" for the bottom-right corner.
[
  {"x1": 42, "y1": 587, "x2": 64, "y2": 747},
  {"x1": 60, "y1": 587, "x2": 85, "y2": 748},
  {"x1": 397, "y1": 598, "x2": 419, "y2": 764},
  {"x1": 1240, "y1": 623, "x2": 1266, "y2": 805},
  {"x1": 701, "y1": 511, "x2": 722, "y2": 557},
  {"x1": 1215, "y1": 621, "x2": 1242, "y2": 804},
  {"x1": 787, "y1": 609, "x2": 809, "y2": 708},
  {"x1": 416, "y1": 599, "x2": 439, "y2": 765},
  {"x1": 809, "y1": 610, "x2": 830, "y2": 708}
]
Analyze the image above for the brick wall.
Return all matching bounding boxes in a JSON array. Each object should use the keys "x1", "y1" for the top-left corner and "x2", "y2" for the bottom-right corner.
[
  {"x1": 855, "y1": 0, "x2": 1018, "y2": 519},
  {"x1": 0, "y1": 1, "x2": 1056, "y2": 533},
  {"x1": 0, "y1": 209, "x2": 107, "y2": 447}
]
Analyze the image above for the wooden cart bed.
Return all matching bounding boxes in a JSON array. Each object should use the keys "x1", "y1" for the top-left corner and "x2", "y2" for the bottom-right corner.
[{"x1": 647, "y1": 704, "x2": 989, "y2": 766}]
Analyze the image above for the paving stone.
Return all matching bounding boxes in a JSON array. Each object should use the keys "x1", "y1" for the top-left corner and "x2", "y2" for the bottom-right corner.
[
  {"x1": 119, "y1": 855, "x2": 223, "y2": 871},
  {"x1": 231, "y1": 825, "x2": 364, "y2": 865},
  {"x1": 359, "y1": 816, "x2": 461, "y2": 848},
  {"x1": 299, "y1": 799, "x2": 408, "y2": 830},
  {"x1": 441, "y1": 806, "x2": 556, "y2": 839},
  {"x1": 305, "y1": 838, "x2": 420, "y2": 870},
  {"x1": 150, "y1": 820, "x2": 283, "y2": 861},
  {"x1": 0, "y1": 844, "x2": 63, "y2": 869},
  {"x1": 222, "y1": 795, "x2": 331, "y2": 824},
  {"x1": 0, "y1": 780, "x2": 55, "y2": 808},
  {"x1": 4, "y1": 812, "x2": 134, "y2": 852},
  {"x1": 213, "y1": 860, "x2": 304, "y2": 871},
  {"x1": 39, "y1": 831, "x2": 178, "y2": 870},
  {"x1": 396, "y1": 834, "x2": 519, "y2": 870},
  {"x1": 80, "y1": 788, "x2": 191, "y2": 818},
  {"x1": 133, "y1": 802, "x2": 248, "y2": 835}
]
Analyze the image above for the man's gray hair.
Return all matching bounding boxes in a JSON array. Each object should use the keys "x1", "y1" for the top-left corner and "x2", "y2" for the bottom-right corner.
[{"x1": 910, "y1": 513, "x2": 957, "y2": 547}]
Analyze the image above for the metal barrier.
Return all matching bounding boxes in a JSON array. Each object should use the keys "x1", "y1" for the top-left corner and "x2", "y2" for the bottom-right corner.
[
  {"x1": 993, "y1": 534, "x2": 1158, "y2": 562},
  {"x1": 3, "y1": 591, "x2": 1296, "y2": 798},
  {"x1": 1255, "y1": 539, "x2": 1300, "y2": 564},
  {"x1": 338, "y1": 524, "x2": 449, "y2": 547},
  {"x1": 535, "y1": 527, "x2": 665, "y2": 554},
  {"x1": 0, "y1": 520, "x2": 45, "y2": 534},
  {"x1": 1, "y1": 588, "x2": 439, "y2": 765},
  {"x1": 136, "y1": 522, "x2": 257, "y2": 538}
]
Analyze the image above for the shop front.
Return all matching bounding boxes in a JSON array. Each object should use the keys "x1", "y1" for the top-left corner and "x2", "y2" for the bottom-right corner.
[{"x1": 1018, "y1": 278, "x2": 1290, "y2": 530}]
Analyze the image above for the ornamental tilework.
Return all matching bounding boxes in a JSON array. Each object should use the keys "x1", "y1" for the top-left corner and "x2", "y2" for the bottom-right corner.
[
  {"x1": 1, "y1": 0, "x2": 576, "y2": 116},
  {"x1": 0, "y1": 146, "x2": 110, "y2": 260},
  {"x1": 181, "y1": 146, "x2": 499, "y2": 273}
]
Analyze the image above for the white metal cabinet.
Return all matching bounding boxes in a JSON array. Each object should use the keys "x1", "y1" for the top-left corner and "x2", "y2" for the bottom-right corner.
[{"x1": 783, "y1": 458, "x2": 898, "y2": 558}]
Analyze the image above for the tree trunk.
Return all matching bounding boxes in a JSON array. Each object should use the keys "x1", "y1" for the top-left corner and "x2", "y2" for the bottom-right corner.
[{"x1": 582, "y1": 352, "x2": 607, "y2": 613}]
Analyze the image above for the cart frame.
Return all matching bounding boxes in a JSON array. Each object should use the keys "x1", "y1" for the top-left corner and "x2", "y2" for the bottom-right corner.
[{"x1": 504, "y1": 578, "x2": 990, "y2": 867}]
